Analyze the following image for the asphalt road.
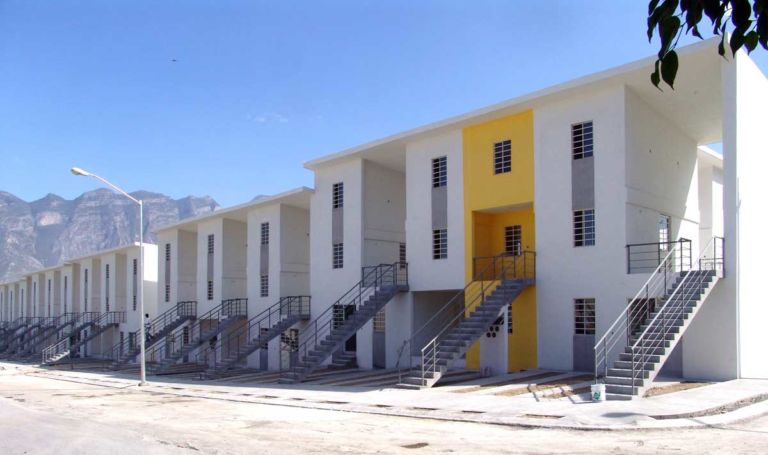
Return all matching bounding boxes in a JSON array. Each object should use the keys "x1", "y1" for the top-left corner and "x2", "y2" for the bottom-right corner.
[{"x1": 0, "y1": 370, "x2": 767, "y2": 454}]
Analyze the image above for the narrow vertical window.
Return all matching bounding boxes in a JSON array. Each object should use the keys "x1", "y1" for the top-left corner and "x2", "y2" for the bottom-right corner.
[
  {"x1": 432, "y1": 156, "x2": 447, "y2": 187},
  {"x1": 47, "y1": 279, "x2": 51, "y2": 316},
  {"x1": 332, "y1": 182, "x2": 344, "y2": 209},
  {"x1": 373, "y1": 310, "x2": 386, "y2": 333},
  {"x1": 132, "y1": 259, "x2": 138, "y2": 311},
  {"x1": 572, "y1": 121, "x2": 594, "y2": 160},
  {"x1": 260, "y1": 275, "x2": 269, "y2": 298},
  {"x1": 64, "y1": 276, "x2": 68, "y2": 313},
  {"x1": 504, "y1": 225, "x2": 522, "y2": 256},
  {"x1": 84, "y1": 269, "x2": 88, "y2": 310},
  {"x1": 207, "y1": 234, "x2": 214, "y2": 301},
  {"x1": 658, "y1": 215, "x2": 671, "y2": 251},
  {"x1": 164, "y1": 243, "x2": 171, "y2": 303},
  {"x1": 105, "y1": 264, "x2": 110, "y2": 312},
  {"x1": 261, "y1": 222, "x2": 270, "y2": 245},
  {"x1": 507, "y1": 303, "x2": 513, "y2": 334},
  {"x1": 493, "y1": 140, "x2": 512, "y2": 174},
  {"x1": 573, "y1": 209, "x2": 595, "y2": 247},
  {"x1": 432, "y1": 229, "x2": 448, "y2": 260},
  {"x1": 332, "y1": 243, "x2": 344, "y2": 269},
  {"x1": 574, "y1": 298, "x2": 596, "y2": 335},
  {"x1": 399, "y1": 243, "x2": 407, "y2": 267}
]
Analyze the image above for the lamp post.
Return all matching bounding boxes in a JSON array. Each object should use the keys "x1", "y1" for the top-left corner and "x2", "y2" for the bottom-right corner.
[{"x1": 71, "y1": 167, "x2": 147, "y2": 386}]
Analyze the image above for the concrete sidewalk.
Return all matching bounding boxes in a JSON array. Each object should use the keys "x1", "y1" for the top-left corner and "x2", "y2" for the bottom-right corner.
[{"x1": 4, "y1": 362, "x2": 767, "y2": 431}]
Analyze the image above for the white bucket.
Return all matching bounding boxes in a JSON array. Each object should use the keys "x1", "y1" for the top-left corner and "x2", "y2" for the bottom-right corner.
[{"x1": 591, "y1": 383, "x2": 606, "y2": 402}]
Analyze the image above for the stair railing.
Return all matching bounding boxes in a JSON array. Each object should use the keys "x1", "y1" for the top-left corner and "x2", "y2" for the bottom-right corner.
[
  {"x1": 629, "y1": 236, "x2": 724, "y2": 383},
  {"x1": 594, "y1": 240, "x2": 690, "y2": 380},
  {"x1": 110, "y1": 301, "x2": 197, "y2": 363},
  {"x1": 26, "y1": 313, "x2": 80, "y2": 353},
  {"x1": 288, "y1": 262, "x2": 408, "y2": 378},
  {"x1": 395, "y1": 251, "x2": 536, "y2": 385},
  {"x1": 207, "y1": 296, "x2": 311, "y2": 370},
  {"x1": 40, "y1": 311, "x2": 112, "y2": 363},
  {"x1": 145, "y1": 299, "x2": 247, "y2": 366}
]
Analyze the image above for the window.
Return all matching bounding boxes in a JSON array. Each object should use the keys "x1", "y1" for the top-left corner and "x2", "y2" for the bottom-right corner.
[
  {"x1": 64, "y1": 276, "x2": 68, "y2": 313},
  {"x1": 659, "y1": 215, "x2": 671, "y2": 251},
  {"x1": 207, "y1": 234, "x2": 215, "y2": 255},
  {"x1": 207, "y1": 280, "x2": 214, "y2": 301},
  {"x1": 574, "y1": 298, "x2": 596, "y2": 335},
  {"x1": 373, "y1": 310, "x2": 385, "y2": 333},
  {"x1": 332, "y1": 243, "x2": 344, "y2": 269},
  {"x1": 573, "y1": 209, "x2": 595, "y2": 247},
  {"x1": 572, "y1": 121, "x2": 594, "y2": 160},
  {"x1": 493, "y1": 140, "x2": 512, "y2": 174},
  {"x1": 164, "y1": 243, "x2": 171, "y2": 303},
  {"x1": 105, "y1": 264, "x2": 110, "y2": 312},
  {"x1": 504, "y1": 225, "x2": 522, "y2": 256},
  {"x1": 507, "y1": 303, "x2": 514, "y2": 334},
  {"x1": 84, "y1": 269, "x2": 88, "y2": 308},
  {"x1": 261, "y1": 222, "x2": 270, "y2": 245},
  {"x1": 132, "y1": 259, "x2": 138, "y2": 311},
  {"x1": 165, "y1": 243, "x2": 171, "y2": 261},
  {"x1": 332, "y1": 182, "x2": 344, "y2": 209},
  {"x1": 432, "y1": 156, "x2": 447, "y2": 188},
  {"x1": 399, "y1": 243, "x2": 407, "y2": 268},
  {"x1": 260, "y1": 275, "x2": 269, "y2": 298},
  {"x1": 433, "y1": 229, "x2": 447, "y2": 260}
]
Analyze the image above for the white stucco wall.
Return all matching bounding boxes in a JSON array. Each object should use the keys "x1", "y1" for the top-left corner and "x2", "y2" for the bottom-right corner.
[
  {"x1": 534, "y1": 84, "x2": 635, "y2": 371},
  {"x1": 196, "y1": 219, "x2": 223, "y2": 314},
  {"x1": 730, "y1": 51, "x2": 768, "y2": 379},
  {"x1": 279, "y1": 204, "x2": 311, "y2": 297},
  {"x1": 405, "y1": 130, "x2": 465, "y2": 291}
]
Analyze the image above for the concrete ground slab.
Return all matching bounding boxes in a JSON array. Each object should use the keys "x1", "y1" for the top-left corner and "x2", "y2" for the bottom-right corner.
[{"x1": 4, "y1": 361, "x2": 766, "y2": 431}]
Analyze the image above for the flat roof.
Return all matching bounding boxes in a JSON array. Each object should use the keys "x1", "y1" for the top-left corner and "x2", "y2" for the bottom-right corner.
[
  {"x1": 154, "y1": 186, "x2": 313, "y2": 233},
  {"x1": 304, "y1": 39, "x2": 726, "y2": 171}
]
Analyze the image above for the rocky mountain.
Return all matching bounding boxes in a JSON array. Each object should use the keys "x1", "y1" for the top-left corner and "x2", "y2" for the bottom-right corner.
[{"x1": 0, "y1": 190, "x2": 219, "y2": 282}]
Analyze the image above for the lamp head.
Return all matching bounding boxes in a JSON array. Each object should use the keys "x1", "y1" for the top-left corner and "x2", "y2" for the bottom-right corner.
[{"x1": 70, "y1": 167, "x2": 91, "y2": 177}]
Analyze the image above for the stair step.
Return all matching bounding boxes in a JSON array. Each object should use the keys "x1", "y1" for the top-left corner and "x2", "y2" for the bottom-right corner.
[
  {"x1": 614, "y1": 360, "x2": 657, "y2": 370},
  {"x1": 604, "y1": 376, "x2": 645, "y2": 386},
  {"x1": 605, "y1": 384, "x2": 639, "y2": 395}
]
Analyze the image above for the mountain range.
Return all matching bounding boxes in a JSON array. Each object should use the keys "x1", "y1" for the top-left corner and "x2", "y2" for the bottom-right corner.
[{"x1": 0, "y1": 189, "x2": 219, "y2": 282}]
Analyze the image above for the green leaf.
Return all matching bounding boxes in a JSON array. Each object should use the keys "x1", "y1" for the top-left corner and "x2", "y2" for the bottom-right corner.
[
  {"x1": 649, "y1": 0, "x2": 661, "y2": 15},
  {"x1": 651, "y1": 59, "x2": 662, "y2": 90},
  {"x1": 659, "y1": 16, "x2": 682, "y2": 57},
  {"x1": 661, "y1": 50, "x2": 679, "y2": 89},
  {"x1": 744, "y1": 30, "x2": 759, "y2": 51}
]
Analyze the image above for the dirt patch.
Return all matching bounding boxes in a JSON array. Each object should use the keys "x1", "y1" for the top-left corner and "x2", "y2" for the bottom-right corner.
[
  {"x1": 494, "y1": 375, "x2": 594, "y2": 397},
  {"x1": 452, "y1": 371, "x2": 562, "y2": 394},
  {"x1": 644, "y1": 381, "x2": 710, "y2": 398},
  {"x1": 401, "y1": 442, "x2": 429, "y2": 449},
  {"x1": 543, "y1": 386, "x2": 591, "y2": 400}
]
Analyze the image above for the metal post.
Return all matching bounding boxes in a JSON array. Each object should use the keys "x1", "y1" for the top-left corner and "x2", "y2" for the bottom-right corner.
[{"x1": 138, "y1": 200, "x2": 147, "y2": 386}]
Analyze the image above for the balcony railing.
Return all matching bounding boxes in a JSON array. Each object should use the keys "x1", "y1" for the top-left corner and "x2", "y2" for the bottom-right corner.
[{"x1": 626, "y1": 238, "x2": 692, "y2": 274}]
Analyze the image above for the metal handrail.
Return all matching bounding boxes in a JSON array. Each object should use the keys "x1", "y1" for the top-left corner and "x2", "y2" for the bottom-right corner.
[
  {"x1": 110, "y1": 301, "x2": 197, "y2": 362},
  {"x1": 41, "y1": 311, "x2": 123, "y2": 364},
  {"x1": 202, "y1": 296, "x2": 311, "y2": 370},
  {"x1": 626, "y1": 238, "x2": 692, "y2": 274},
  {"x1": 288, "y1": 262, "x2": 407, "y2": 377},
  {"x1": 145, "y1": 298, "x2": 247, "y2": 366},
  {"x1": 594, "y1": 240, "x2": 686, "y2": 380},
  {"x1": 629, "y1": 237, "x2": 724, "y2": 378},
  {"x1": 395, "y1": 251, "x2": 536, "y2": 384}
]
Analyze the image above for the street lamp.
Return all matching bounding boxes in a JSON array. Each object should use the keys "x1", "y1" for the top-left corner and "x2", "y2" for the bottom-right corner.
[{"x1": 71, "y1": 167, "x2": 147, "y2": 386}]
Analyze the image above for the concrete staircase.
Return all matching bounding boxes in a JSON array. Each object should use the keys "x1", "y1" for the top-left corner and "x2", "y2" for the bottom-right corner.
[
  {"x1": 208, "y1": 296, "x2": 310, "y2": 374},
  {"x1": 603, "y1": 270, "x2": 720, "y2": 400},
  {"x1": 145, "y1": 299, "x2": 247, "y2": 374},
  {"x1": 110, "y1": 301, "x2": 197, "y2": 368},
  {"x1": 279, "y1": 262, "x2": 408, "y2": 384},
  {"x1": 0, "y1": 317, "x2": 44, "y2": 357},
  {"x1": 16, "y1": 314, "x2": 80, "y2": 359},
  {"x1": 397, "y1": 279, "x2": 532, "y2": 389},
  {"x1": 41, "y1": 312, "x2": 124, "y2": 364}
]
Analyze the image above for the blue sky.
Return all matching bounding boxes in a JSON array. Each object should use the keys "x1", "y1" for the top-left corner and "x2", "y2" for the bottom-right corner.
[{"x1": 1, "y1": 1, "x2": 766, "y2": 207}]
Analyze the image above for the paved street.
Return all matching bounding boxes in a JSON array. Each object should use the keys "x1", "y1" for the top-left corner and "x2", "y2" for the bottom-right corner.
[{"x1": 1, "y1": 366, "x2": 767, "y2": 454}]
